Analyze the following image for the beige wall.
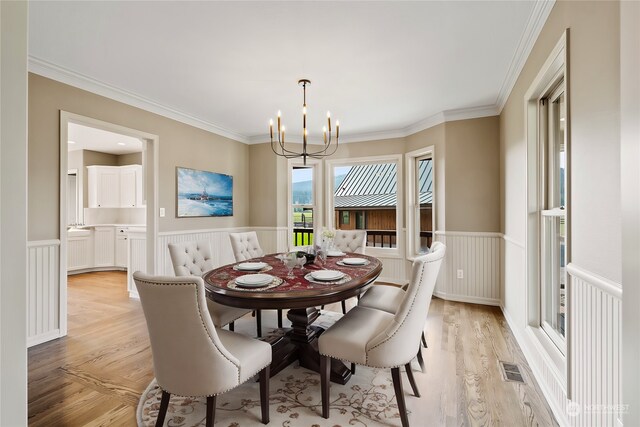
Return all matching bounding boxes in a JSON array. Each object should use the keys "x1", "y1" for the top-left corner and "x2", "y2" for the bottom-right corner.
[
  {"x1": 248, "y1": 143, "x2": 278, "y2": 227},
  {"x1": 28, "y1": 74, "x2": 249, "y2": 240},
  {"x1": 444, "y1": 117, "x2": 500, "y2": 232},
  {"x1": 500, "y1": 0, "x2": 621, "y2": 282},
  {"x1": 117, "y1": 152, "x2": 142, "y2": 166}
]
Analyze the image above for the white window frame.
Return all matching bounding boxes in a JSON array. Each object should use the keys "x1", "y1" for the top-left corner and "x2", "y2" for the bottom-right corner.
[
  {"x1": 524, "y1": 30, "x2": 570, "y2": 395},
  {"x1": 287, "y1": 158, "x2": 323, "y2": 250},
  {"x1": 539, "y1": 79, "x2": 567, "y2": 354},
  {"x1": 325, "y1": 154, "x2": 403, "y2": 258},
  {"x1": 405, "y1": 146, "x2": 435, "y2": 260}
]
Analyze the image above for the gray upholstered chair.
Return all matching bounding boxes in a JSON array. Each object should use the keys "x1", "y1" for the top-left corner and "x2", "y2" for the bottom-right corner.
[
  {"x1": 133, "y1": 272, "x2": 271, "y2": 427},
  {"x1": 331, "y1": 230, "x2": 367, "y2": 314},
  {"x1": 358, "y1": 241, "x2": 446, "y2": 369},
  {"x1": 168, "y1": 241, "x2": 252, "y2": 332},
  {"x1": 332, "y1": 229, "x2": 367, "y2": 254},
  {"x1": 318, "y1": 243, "x2": 446, "y2": 427},
  {"x1": 229, "y1": 231, "x2": 265, "y2": 261},
  {"x1": 228, "y1": 231, "x2": 281, "y2": 334}
]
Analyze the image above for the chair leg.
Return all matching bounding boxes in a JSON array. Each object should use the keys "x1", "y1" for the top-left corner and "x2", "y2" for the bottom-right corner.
[
  {"x1": 416, "y1": 347, "x2": 425, "y2": 373},
  {"x1": 351, "y1": 363, "x2": 356, "y2": 374},
  {"x1": 277, "y1": 309, "x2": 283, "y2": 328},
  {"x1": 252, "y1": 310, "x2": 256, "y2": 317},
  {"x1": 156, "y1": 390, "x2": 171, "y2": 427},
  {"x1": 206, "y1": 395, "x2": 216, "y2": 427},
  {"x1": 256, "y1": 310, "x2": 262, "y2": 338},
  {"x1": 320, "y1": 355, "x2": 331, "y2": 419},
  {"x1": 321, "y1": 305, "x2": 325, "y2": 310},
  {"x1": 341, "y1": 300, "x2": 347, "y2": 314},
  {"x1": 259, "y1": 365, "x2": 270, "y2": 424},
  {"x1": 405, "y1": 363, "x2": 420, "y2": 397},
  {"x1": 228, "y1": 321, "x2": 235, "y2": 332},
  {"x1": 421, "y1": 331, "x2": 427, "y2": 348},
  {"x1": 391, "y1": 367, "x2": 410, "y2": 427}
]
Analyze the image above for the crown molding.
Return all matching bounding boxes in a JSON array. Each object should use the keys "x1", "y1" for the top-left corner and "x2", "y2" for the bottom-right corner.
[
  {"x1": 28, "y1": 56, "x2": 249, "y2": 144},
  {"x1": 402, "y1": 104, "x2": 499, "y2": 136},
  {"x1": 495, "y1": 0, "x2": 555, "y2": 112}
]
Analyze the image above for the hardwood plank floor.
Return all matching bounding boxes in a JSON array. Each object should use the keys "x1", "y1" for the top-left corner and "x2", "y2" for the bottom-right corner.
[{"x1": 28, "y1": 272, "x2": 557, "y2": 426}]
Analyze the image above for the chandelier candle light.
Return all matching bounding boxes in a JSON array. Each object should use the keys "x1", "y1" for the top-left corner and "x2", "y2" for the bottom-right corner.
[{"x1": 269, "y1": 79, "x2": 340, "y2": 165}]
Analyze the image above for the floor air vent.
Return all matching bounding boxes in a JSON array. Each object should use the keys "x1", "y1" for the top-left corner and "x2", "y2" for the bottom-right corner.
[{"x1": 499, "y1": 361, "x2": 525, "y2": 383}]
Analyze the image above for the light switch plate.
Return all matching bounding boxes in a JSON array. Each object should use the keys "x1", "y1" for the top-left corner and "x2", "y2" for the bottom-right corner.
[
  {"x1": 159, "y1": 208, "x2": 165, "y2": 217},
  {"x1": 457, "y1": 269, "x2": 464, "y2": 279}
]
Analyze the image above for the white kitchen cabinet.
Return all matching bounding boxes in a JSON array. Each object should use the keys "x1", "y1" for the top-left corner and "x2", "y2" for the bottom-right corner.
[
  {"x1": 67, "y1": 230, "x2": 93, "y2": 271},
  {"x1": 88, "y1": 166, "x2": 121, "y2": 208},
  {"x1": 93, "y1": 226, "x2": 115, "y2": 267},
  {"x1": 115, "y1": 228, "x2": 128, "y2": 267},
  {"x1": 88, "y1": 165, "x2": 143, "y2": 208},
  {"x1": 119, "y1": 165, "x2": 143, "y2": 207}
]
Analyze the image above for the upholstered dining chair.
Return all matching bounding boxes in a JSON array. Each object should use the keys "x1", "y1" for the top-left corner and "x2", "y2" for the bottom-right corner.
[
  {"x1": 318, "y1": 243, "x2": 446, "y2": 427},
  {"x1": 358, "y1": 241, "x2": 445, "y2": 371},
  {"x1": 330, "y1": 229, "x2": 367, "y2": 314},
  {"x1": 228, "y1": 231, "x2": 282, "y2": 334},
  {"x1": 168, "y1": 241, "x2": 252, "y2": 333},
  {"x1": 133, "y1": 272, "x2": 271, "y2": 427}
]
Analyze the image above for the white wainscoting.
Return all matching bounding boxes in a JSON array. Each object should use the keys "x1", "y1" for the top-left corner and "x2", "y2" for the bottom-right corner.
[
  {"x1": 433, "y1": 231, "x2": 502, "y2": 305},
  {"x1": 568, "y1": 263, "x2": 623, "y2": 427},
  {"x1": 127, "y1": 230, "x2": 147, "y2": 298},
  {"x1": 27, "y1": 240, "x2": 62, "y2": 347}
]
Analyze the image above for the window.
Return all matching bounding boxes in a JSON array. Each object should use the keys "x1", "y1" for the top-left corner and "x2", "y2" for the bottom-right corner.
[
  {"x1": 405, "y1": 147, "x2": 435, "y2": 258},
  {"x1": 340, "y1": 211, "x2": 350, "y2": 225},
  {"x1": 415, "y1": 155, "x2": 433, "y2": 254},
  {"x1": 291, "y1": 165, "x2": 315, "y2": 246},
  {"x1": 539, "y1": 79, "x2": 567, "y2": 350},
  {"x1": 328, "y1": 157, "x2": 402, "y2": 250}
]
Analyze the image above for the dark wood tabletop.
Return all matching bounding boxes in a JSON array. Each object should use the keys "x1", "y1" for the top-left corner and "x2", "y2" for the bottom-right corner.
[
  {"x1": 203, "y1": 253, "x2": 383, "y2": 310},
  {"x1": 203, "y1": 252, "x2": 383, "y2": 385}
]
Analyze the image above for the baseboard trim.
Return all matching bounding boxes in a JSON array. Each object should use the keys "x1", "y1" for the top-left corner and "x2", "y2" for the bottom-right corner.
[
  {"x1": 68, "y1": 266, "x2": 127, "y2": 275},
  {"x1": 27, "y1": 329, "x2": 63, "y2": 348},
  {"x1": 433, "y1": 291, "x2": 501, "y2": 306}
]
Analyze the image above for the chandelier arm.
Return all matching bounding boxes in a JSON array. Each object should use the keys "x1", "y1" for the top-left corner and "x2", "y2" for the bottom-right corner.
[{"x1": 306, "y1": 137, "x2": 340, "y2": 157}]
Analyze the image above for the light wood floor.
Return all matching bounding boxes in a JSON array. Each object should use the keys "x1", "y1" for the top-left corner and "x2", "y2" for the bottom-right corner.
[{"x1": 28, "y1": 271, "x2": 557, "y2": 426}]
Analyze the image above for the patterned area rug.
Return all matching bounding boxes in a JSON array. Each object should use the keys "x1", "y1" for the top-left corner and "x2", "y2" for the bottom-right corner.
[{"x1": 137, "y1": 363, "x2": 407, "y2": 427}]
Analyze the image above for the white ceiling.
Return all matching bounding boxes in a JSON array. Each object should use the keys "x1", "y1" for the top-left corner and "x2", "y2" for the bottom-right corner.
[
  {"x1": 68, "y1": 123, "x2": 142, "y2": 155},
  {"x1": 29, "y1": 1, "x2": 551, "y2": 144}
]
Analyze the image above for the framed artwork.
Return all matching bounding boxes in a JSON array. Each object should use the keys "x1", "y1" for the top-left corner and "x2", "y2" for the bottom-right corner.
[{"x1": 176, "y1": 167, "x2": 233, "y2": 217}]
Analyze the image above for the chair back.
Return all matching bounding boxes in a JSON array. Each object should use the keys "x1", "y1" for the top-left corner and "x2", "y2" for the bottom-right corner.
[
  {"x1": 168, "y1": 240, "x2": 214, "y2": 277},
  {"x1": 133, "y1": 272, "x2": 240, "y2": 397},
  {"x1": 366, "y1": 242, "x2": 445, "y2": 366},
  {"x1": 229, "y1": 231, "x2": 264, "y2": 261},
  {"x1": 333, "y1": 230, "x2": 367, "y2": 254}
]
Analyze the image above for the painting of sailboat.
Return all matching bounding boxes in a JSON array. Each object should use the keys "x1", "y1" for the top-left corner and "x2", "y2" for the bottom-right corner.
[{"x1": 176, "y1": 167, "x2": 233, "y2": 217}]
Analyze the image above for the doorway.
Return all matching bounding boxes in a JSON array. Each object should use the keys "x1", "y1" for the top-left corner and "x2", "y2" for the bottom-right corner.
[{"x1": 59, "y1": 112, "x2": 158, "y2": 337}]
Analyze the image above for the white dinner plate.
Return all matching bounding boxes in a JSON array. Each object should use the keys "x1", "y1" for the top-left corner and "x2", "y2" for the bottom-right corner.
[
  {"x1": 236, "y1": 262, "x2": 268, "y2": 271},
  {"x1": 311, "y1": 270, "x2": 345, "y2": 281},
  {"x1": 341, "y1": 257, "x2": 367, "y2": 265},
  {"x1": 327, "y1": 250, "x2": 346, "y2": 257},
  {"x1": 235, "y1": 274, "x2": 273, "y2": 287}
]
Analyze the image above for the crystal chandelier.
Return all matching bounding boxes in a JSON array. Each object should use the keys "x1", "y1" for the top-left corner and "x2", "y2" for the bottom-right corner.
[{"x1": 269, "y1": 79, "x2": 340, "y2": 165}]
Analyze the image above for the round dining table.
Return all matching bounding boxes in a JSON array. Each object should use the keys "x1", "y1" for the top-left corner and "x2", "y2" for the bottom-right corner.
[{"x1": 203, "y1": 253, "x2": 382, "y2": 385}]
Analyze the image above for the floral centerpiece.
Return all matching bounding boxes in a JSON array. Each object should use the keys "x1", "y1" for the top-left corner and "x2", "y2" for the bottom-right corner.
[{"x1": 320, "y1": 227, "x2": 336, "y2": 250}]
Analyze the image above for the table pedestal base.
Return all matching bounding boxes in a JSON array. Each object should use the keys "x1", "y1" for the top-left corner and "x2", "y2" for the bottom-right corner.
[{"x1": 264, "y1": 307, "x2": 352, "y2": 385}]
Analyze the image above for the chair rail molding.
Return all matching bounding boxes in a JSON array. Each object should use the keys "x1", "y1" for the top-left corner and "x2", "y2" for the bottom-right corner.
[{"x1": 27, "y1": 239, "x2": 62, "y2": 347}]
